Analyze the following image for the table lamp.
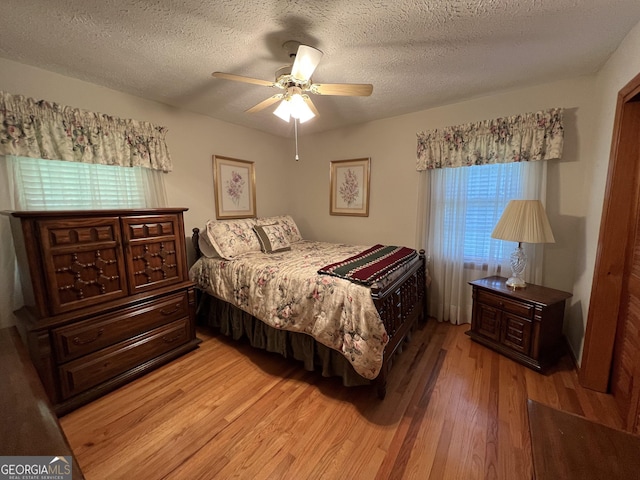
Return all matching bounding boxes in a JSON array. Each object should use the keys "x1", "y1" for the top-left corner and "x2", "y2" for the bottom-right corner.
[{"x1": 491, "y1": 200, "x2": 555, "y2": 288}]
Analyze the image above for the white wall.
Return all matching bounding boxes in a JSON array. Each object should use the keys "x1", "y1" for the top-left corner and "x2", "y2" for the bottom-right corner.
[
  {"x1": 567, "y1": 20, "x2": 640, "y2": 362},
  {"x1": 0, "y1": 57, "x2": 289, "y2": 326}
]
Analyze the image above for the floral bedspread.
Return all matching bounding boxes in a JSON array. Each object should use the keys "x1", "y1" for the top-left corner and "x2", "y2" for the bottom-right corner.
[{"x1": 188, "y1": 240, "x2": 389, "y2": 379}]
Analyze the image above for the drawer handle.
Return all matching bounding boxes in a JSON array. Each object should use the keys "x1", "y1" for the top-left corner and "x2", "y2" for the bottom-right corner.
[
  {"x1": 162, "y1": 333, "x2": 182, "y2": 343},
  {"x1": 160, "y1": 304, "x2": 181, "y2": 316},
  {"x1": 72, "y1": 329, "x2": 104, "y2": 345}
]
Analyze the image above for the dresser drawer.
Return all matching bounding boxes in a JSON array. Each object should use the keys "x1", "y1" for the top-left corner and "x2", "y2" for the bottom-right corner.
[
  {"x1": 58, "y1": 318, "x2": 189, "y2": 399},
  {"x1": 52, "y1": 291, "x2": 189, "y2": 363},
  {"x1": 476, "y1": 290, "x2": 534, "y2": 319}
]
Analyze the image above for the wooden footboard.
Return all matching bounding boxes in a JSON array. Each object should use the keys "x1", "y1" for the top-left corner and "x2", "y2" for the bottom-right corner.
[
  {"x1": 370, "y1": 251, "x2": 427, "y2": 398},
  {"x1": 191, "y1": 228, "x2": 428, "y2": 399}
]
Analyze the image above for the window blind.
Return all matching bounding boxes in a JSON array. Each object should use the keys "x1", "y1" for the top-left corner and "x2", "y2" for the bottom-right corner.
[
  {"x1": 12, "y1": 157, "x2": 147, "y2": 210},
  {"x1": 443, "y1": 162, "x2": 525, "y2": 263}
]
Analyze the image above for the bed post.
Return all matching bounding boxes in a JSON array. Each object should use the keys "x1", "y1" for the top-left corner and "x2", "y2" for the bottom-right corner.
[
  {"x1": 419, "y1": 249, "x2": 428, "y2": 323},
  {"x1": 192, "y1": 227, "x2": 202, "y2": 259},
  {"x1": 191, "y1": 227, "x2": 204, "y2": 318}
]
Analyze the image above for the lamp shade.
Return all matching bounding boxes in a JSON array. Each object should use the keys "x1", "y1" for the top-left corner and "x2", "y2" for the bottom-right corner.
[{"x1": 491, "y1": 200, "x2": 555, "y2": 244}]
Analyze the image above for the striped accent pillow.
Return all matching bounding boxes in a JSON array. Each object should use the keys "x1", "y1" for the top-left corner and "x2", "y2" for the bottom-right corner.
[{"x1": 253, "y1": 224, "x2": 291, "y2": 253}]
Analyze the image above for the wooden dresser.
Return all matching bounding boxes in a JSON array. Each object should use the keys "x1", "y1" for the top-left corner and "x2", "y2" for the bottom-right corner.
[
  {"x1": 467, "y1": 276, "x2": 572, "y2": 372},
  {"x1": 9, "y1": 208, "x2": 200, "y2": 415}
]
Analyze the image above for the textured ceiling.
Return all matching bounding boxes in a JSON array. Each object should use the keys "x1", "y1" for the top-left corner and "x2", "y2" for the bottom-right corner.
[{"x1": 2, "y1": 0, "x2": 640, "y2": 137}]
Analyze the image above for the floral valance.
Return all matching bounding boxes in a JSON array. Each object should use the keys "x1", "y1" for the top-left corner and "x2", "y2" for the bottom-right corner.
[
  {"x1": 0, "y1": 91, "x2": 172, "y2": 172},
  {"x1": 416, "y1": 108, "x2": 563, "y2": 171}
]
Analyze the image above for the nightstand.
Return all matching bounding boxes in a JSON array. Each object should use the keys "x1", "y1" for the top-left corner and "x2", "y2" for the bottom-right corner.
[{"x1": 466, "y1": 276, "x2": 572, "y2": 372}]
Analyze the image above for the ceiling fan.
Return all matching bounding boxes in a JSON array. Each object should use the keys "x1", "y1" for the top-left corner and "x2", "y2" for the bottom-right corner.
[{"x1": 212, "y1": 41, "x2": 374, "y2": 124}]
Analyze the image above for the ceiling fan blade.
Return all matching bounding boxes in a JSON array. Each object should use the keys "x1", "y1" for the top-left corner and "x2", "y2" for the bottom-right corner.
[
  {"x1": 212, "y1": 72, "x2": 275, "y2": 87},
  {"x1": 303, "y1": 96, "x2": 319, "y2": 117},
  {"x1": 291, "y1": 45, "x2": 323, "y2": 82},
  {"x1": 312, "y1": 83, "x2": 373, "y2": 96},
  {"x1": 245, "y1": 94, "x2": 283, "y2": 113}
]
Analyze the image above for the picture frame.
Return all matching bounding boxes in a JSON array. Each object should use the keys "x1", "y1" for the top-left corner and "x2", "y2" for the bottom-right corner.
[
  {"x1": 212, "y1": 155, "x2": 256, "y2": 219},
  {"x1": 329, "y1": 157, "x2": 371, "y2": 217}
]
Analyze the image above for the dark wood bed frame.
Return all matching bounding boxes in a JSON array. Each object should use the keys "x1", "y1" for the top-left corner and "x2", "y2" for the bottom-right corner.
[{"x1": 191, "y1": 228, "x2": 428, "y2": 398}]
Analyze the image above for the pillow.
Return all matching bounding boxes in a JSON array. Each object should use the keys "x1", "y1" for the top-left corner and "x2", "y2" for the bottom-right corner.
[
  {"x1": 198, "y1": 229, "x2": 220, "y2": 258},
  {"x1": 256, "y1": 215, "x2": 302, "y2": 243},
  {"x1": 202, "y1": 218, "x2": 260, "y2": 260},
  {"x1": 253, "y1": 224, "x2": 291, "y2": 253}
]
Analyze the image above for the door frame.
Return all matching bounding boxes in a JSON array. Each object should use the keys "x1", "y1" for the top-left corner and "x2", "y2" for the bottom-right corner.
[{"x1": 580, "y1": 71, "x2": 640, "y2": 392}]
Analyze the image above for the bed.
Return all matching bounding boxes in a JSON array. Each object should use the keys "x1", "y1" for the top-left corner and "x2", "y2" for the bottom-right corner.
[{"x1": 189, "y1": 215, "x2": 427, "y2": 398}]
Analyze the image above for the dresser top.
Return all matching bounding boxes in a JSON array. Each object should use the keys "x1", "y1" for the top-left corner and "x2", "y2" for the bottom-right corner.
[
  {"x1": 6, "y1": 207, "x2": 188, "y2": 218},
  {"x1": 470, "y1": 276, "x2": 572, "y2": 306}
]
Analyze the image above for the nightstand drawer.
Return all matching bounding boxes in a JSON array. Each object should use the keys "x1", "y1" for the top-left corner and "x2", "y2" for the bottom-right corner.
[
  {"x1": 52, "y1": 291, "x2": 189, "y2": 363},
  {"x1": 58, "y1": 318, "x2": 189, "y2": 399},
  {"x1": 476, "y1": 290, "x2": 534, "y2": 319}
]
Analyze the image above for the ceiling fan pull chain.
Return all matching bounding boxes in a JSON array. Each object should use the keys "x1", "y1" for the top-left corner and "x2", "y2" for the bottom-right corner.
[{"x1": 294, "y1": 117, "x2": 300, "y2": 161}]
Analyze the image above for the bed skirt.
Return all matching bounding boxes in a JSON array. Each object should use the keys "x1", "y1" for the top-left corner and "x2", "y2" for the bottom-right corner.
[{"x1": 197, "y1": 293, "x2": 371, "y2": 387}]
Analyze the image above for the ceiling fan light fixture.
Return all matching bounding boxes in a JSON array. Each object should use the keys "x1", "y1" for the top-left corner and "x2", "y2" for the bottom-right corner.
[
  {"x1": 273, "y1": 93, "x2": 315, "y2": 124},
  {"x1": 289, "y1": 94, "x2": 315, "y2": 123},
  {"x1": 273, "y1": 99, "x2": 291, "y2": 122}
]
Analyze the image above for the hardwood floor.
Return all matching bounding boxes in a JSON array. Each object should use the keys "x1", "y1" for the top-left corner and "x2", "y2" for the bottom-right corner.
[{"x1": 59, "y1": 320, "x2": 624, "y2": 479}]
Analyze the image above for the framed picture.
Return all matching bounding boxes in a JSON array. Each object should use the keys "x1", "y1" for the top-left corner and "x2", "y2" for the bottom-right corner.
[
  {"x1": 329, "y1": 157, "x2": 371, "y2": 216},
  {"x1": 212, "y1": 155, "x2": 256, "y2": 219}
]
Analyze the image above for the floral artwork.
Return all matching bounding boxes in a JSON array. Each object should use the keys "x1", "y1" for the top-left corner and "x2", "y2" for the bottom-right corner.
[
  {"x1": 330, "y1": 158, "x2": 370, "y2": 216},
  {"x1": 213, "y1": 155, "x2": 256, "y2": 219},
  {"x1": 226, "y1": 170, "x2": 245, "y2": 206},
  {"x1": 339, "y1": 168, "x2": 360, "y2": 207}
]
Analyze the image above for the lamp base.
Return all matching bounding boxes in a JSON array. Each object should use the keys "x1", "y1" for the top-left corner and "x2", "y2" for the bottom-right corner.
[
  {"x1": 505, "y1": 276, "x2": 527, "y2": 289},
  {"x1": 506, "y1": 244, "x2": 527, "y2": 289}
]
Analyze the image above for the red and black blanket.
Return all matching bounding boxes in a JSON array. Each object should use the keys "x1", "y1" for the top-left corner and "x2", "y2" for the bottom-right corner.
[{"x1": 318, "y1": 244, "x2": 418, "y2": 286}]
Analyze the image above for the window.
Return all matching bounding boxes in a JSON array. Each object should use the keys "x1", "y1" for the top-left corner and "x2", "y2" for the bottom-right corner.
[
  {"x1": 449, "y1": 162, "x2": 525, "y2": 263},
  {"x1": 9, "y1": 156, "x2": 166, "y2": 210},
  {"x1": 426, "y1": 160, "x2": 545, "y2": 324},
  {"x1": 430, "y1": 159, "x2": 544, "y2": 268}
]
